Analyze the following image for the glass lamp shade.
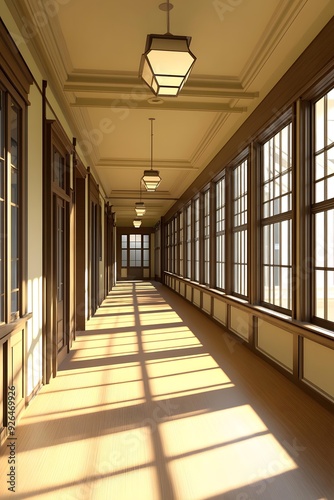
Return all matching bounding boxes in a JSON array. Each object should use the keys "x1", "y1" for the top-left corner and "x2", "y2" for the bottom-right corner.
[
  {"x1": 135, "y1": 202, "x2": 146, "y2": 217},
  {"x1": 139, "y1": 34, "x2": 196, "y2": 97},
  {"x1": 142, "y1": 170, "x2": 161, "y2": 191},
  {"x1": 133, "y1": 219, "x2": 142, "y2": 228}
]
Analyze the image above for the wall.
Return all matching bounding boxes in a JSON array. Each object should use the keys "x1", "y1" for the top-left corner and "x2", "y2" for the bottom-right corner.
[{"x1": 165, "y1": 275, "x2": 334, "y2": 406}]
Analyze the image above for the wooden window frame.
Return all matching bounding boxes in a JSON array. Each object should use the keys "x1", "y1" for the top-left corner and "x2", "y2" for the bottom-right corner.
[
  {"x1": 231, "y1": 158, "x2": 249, "y2": 299},
  {"x1": 215, "y1": 175, "x2": 226, "y2": 291},
  {"x1": 311, "y1": 87, "x2": 334, "y2": 329},
  {"x1": 260, "y1": 122, "x2": 293, "y2": 315}
]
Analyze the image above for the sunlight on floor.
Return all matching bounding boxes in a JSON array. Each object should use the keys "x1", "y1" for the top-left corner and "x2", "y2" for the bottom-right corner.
[{"x1": 3, "y1": 281, "x2": 324, "y2": 500}]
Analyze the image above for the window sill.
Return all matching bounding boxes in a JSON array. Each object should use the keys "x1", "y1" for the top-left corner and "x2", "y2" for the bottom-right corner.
[{"x1": 0, "y1": 313, "x2": 33, "y2": 343}]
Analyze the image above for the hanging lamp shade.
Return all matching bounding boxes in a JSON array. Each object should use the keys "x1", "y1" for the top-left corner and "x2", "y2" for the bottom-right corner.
[
  {"x1": 139, "y1": 33, "x2": 196, "y2": 97},
  {"x1": 142, "y1": 118, "x2": 161, "y2": 192},
  {"x1": 133, "y1": 219, "x2": 142, "y2": 228},
  {"x1": 142, "y1": 169, "x2": 161, "y2": 191},
  {"x1": 135, "y1": 202, "x2": 146, "y2": 217}
]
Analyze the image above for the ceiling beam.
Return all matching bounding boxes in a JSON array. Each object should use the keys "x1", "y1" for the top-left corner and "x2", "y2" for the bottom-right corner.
[
  {"x1": 71, "y1": 97, "x2": 248, "y2": 113},
  {"x1": 97, "y1": 159, "x2": 198, "y2": 171}
]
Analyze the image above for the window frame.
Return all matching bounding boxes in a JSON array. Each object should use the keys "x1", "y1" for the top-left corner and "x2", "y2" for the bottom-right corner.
[
  {"x1": 311, "y1": 86, "x2": 334, "y2": 329},
  {"x1": 0, "y1": 74, "x2": 28, "y2": 326},
  {"x1": 259, "y1": 121, "x2": 293, "y2": 315}
]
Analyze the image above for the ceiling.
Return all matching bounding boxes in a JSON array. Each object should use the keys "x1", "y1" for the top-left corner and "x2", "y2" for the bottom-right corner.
[{"x1": 5, "y1": 0, "x2": 334, "y2": 226}]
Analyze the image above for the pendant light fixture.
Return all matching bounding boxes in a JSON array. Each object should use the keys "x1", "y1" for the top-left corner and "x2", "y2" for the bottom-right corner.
[
  {"x1": 135, "y1": 178, "x2": 146, "y2": 217},
  {"x1": 139, "y1": 0, "x2": 196, "y2": 97},
  {"x1": 133, "y1": 219, "x2": 142, "y2": 228},
  {"x1": 142, "y1": 118, "x2": 161, "y2": 192}
]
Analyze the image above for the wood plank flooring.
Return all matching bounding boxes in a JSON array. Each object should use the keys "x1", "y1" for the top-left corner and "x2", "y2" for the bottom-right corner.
[{"x1": 0, "y1": 281, "x2": 333, "y2": 499}]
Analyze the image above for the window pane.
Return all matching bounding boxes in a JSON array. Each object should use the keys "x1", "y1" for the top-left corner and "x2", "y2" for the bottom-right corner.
[
  {"x1": 204, "y1": 189, "x2": 210, "y2": 285},
  {"x1": 315, "y1": 270, "x2": 324, "y2": 318},
  {"x1": 315, "y1": 96, "x2": 325, "y2": 152},
  {"x1": 10, "y1": 104, "x2": 18, "y2": 168},
  {"x1": 216, "y1": 177, "x2": 225, "y2": 290},
  {"x1": 327, "y1": 88, "x2": 334, "y2": 147},
  {"x1": 121, "y1": 235, "x2": 127, "y2": 248},
  {"x1": 194, "y1": 198, "x2": 199, "y2": 282},
  {"x1": 328, "y1": 271, "x2": 334, "y2": 321},
  {"x1": 233, "y1": 160, "x2": 248, "y2": 296},
  {"x1": 53, "y1": 149, "x2": 65, "y2": 189},
  {"x1": 122, "y1": 250, "x2": 127, "y2": 266},
  {"x1": 143, "y1": 234, "x2": 149, "y2": 248},
  {"x1": 314, "y1": 207, "x2": 334, "y2": 322}
]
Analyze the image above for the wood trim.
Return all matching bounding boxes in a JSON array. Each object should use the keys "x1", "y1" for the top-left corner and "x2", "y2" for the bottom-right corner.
[
  {"x1": 164, "y1": 275, "x2": 333, "y2": 410},
  {"x1": 0, "y1": 19, "x2": 33, "y2": 102},
  {"x1": 0, "y1": 313, "x2": 32, "y2": 343},
  {"x1": 249, "y1": 142, "x2": 260, "y2": 305},
  {"x1": 294, "y1": 99, "x2": 312, "y2": 322},
  {"x1": 164, "y1": 273, "x2": 334, "y2": 348},
  {"x1": 75, "y1": 177, "x2": 86, "y2": 331},
  {"x1": 43, "y1": 118, "x2": 74, "y2": 382}
]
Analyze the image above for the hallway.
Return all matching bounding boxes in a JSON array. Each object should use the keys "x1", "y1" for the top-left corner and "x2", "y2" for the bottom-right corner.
[{"x1": 0, "y1": 281, "x2": 333, "y2": 499}]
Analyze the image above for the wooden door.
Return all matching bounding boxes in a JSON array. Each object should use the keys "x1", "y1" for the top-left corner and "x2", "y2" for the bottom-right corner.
[{"x1": 56, "y1": 197, "x2": 66, "y2": 351}]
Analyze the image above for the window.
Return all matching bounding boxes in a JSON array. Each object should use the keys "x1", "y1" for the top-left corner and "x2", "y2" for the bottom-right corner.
[
  {"x1": 143, "y1": 234, "x2": 150, "y2": 268},
  {"x1": 179, "y1": 210, "x2": 184, "y2": 277},
  {"x1": 216, "y1": 176, "x2": 226, "y2": 290},
  {"x1": 166, "y1": 221, "x2": 171, "y2": 272},
  {"x1": 186, "y1": 204, "x2": 192, "y2": 279},
  {"x1": 313, "y1": 88, "x2": 334, "y2": 325},
  {"x1": 0, "y1": 89, "x2": 24, "y2": 322},
  {"x1": 173, "y1": 215, "x2": 178, "y2": 275},
  {"x1": 261, "y1": 124, "x2": 292, "y2": 312},
  {"x1": 121, "y1": 234, "x2": 150, "y2": 268},
  {"x1": 215, "y1": 177, "x2": 225, "y2": 290},
  {"x1": 121, "y1": 235, "x2": 127, "y2": 267},
  {"x1": 203, "y1": 189, "x2": 210, "y2": 286},
  {"x1": 233, "y1": 160, "x2": 248, "y2": 297},
  {"x1": 194, "y1": 198, "x2": 200, "y2": 282}
]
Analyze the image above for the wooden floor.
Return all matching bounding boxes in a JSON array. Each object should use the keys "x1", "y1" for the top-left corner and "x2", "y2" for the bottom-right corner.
[{"x1": 0, "y1": 281, "x2": 333, "y2": 499}]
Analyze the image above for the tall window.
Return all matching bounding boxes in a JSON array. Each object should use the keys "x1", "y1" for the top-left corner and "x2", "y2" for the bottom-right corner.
[
  {"x1": 166, "y1": 222, "x2": 171, "y2": 272},
  {"x1": 313, "y1": 88, "x2": 334, "y2": 325},
  {"x1": 194, "y1": 198, "x2": 200, "y2": 282},
  {"x1": 216, "y1": 176, "x2": 225, "y2": 290},
  {"x1": 204, "y1": 189, "x2": 210, "y2": 286},
  {"x1": 233, "y1": 160, "x2": 248, "y2": 297},
  {"x1": 186, "y1": 204, "x2": 191, "y2": 279},
  {"x1": 179, "y1": 211, "x2": 184, "y2": 277},
  {"x1": 0, "y1": 90, "x2": 24, "y2": 323},
  {"x1": 173, "y1": 215, "x2": 178, "y2": 275},
  {"x1": 261, "y1": 124, "x2": 292, "y2": 312},
  {"x1": 121, "y1": 234, "x2": 150, "y2": 268}
]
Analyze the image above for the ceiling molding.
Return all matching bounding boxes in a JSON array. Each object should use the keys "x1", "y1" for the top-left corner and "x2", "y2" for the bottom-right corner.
[
  {"x1": 97, "y1": 158, "x2": 197, "y2": 171},
  {"x1": 107, "y1": 191, "x2": 176, "y2": 200},
  {"x1": 64, "y1": 72, "x2": 259, "y2": 100},
  {"x1": 71, "y1": 97, "x2": 248, "y2": 113},
  {"x1": 240, "y1": 0, "x2": 308, "y2": 89}
]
